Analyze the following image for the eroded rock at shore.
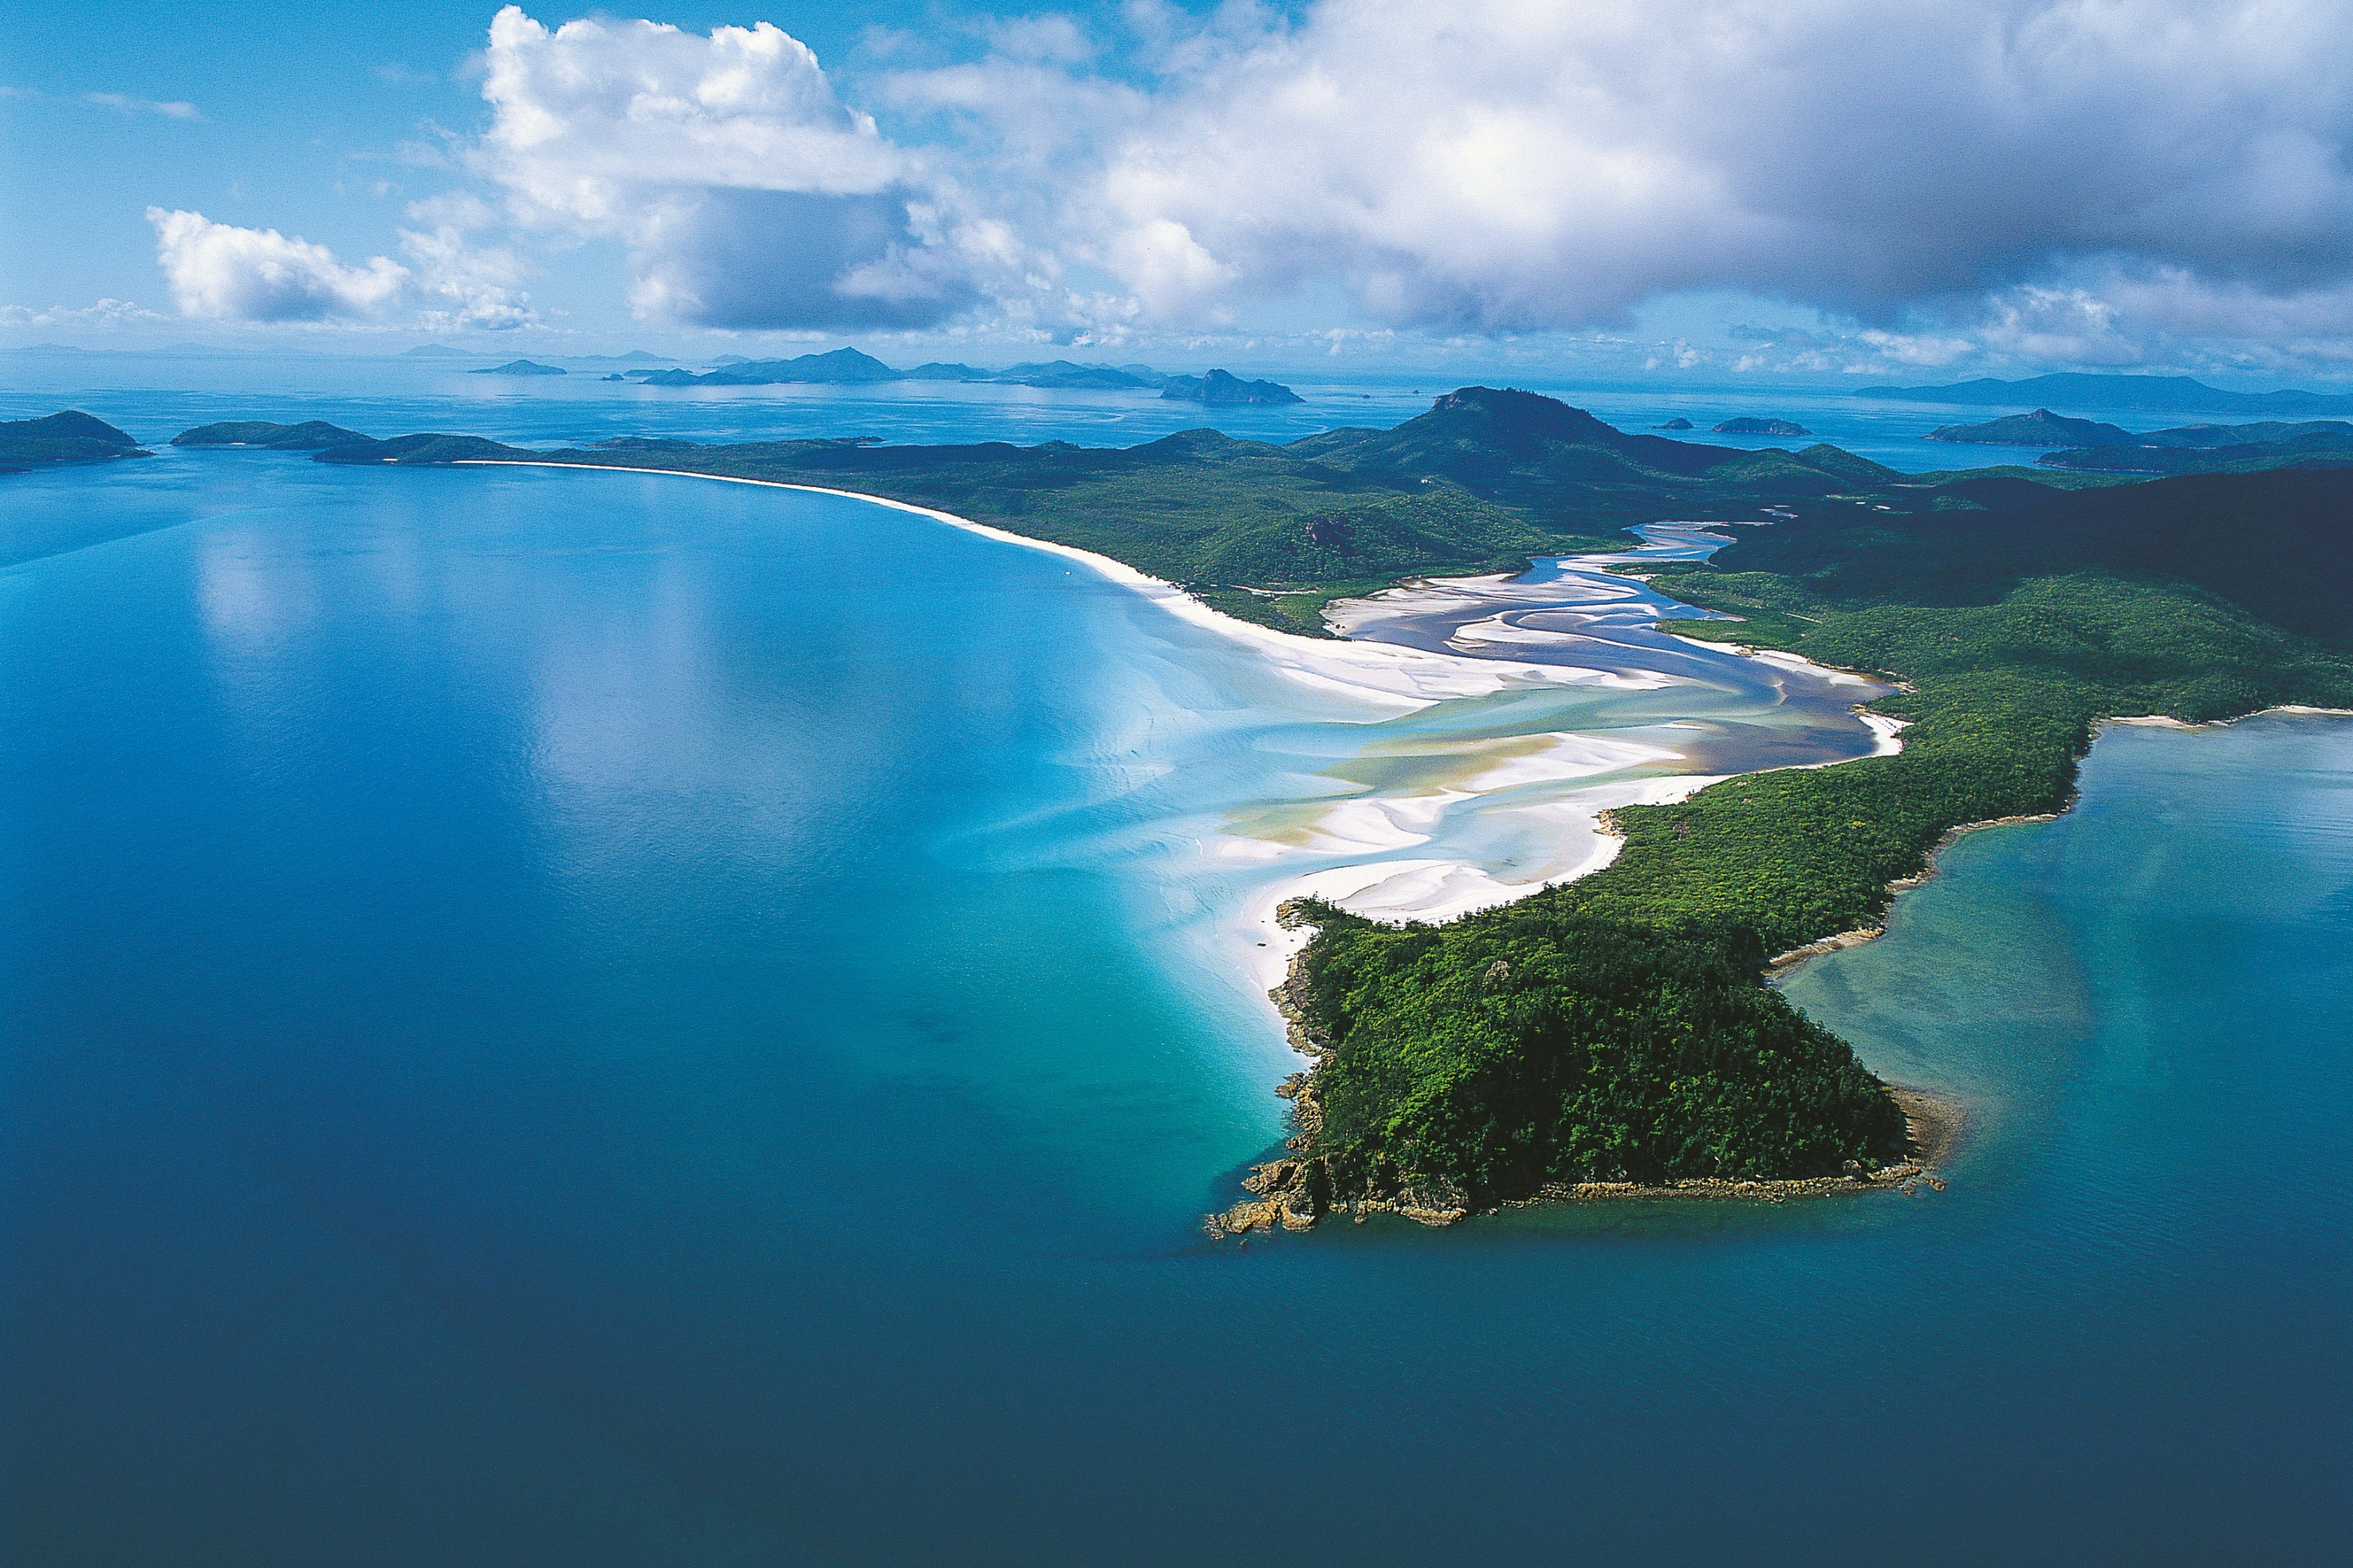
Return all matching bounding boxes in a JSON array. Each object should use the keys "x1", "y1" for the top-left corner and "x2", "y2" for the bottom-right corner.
[{"x1": 1204, "y1": 1152, "x2": 1472, "y2": 1236}]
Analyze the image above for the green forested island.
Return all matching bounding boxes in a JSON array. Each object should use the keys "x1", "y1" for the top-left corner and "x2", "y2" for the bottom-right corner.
[
  {"x1": 162, "y1": 391, "x2": 2353, "y2": 1225},
  {"x1": 1161, "y1": 369, "x2": 1301, "y2": 405},
  {"x1": 1928, "y1": 408, "x2": 2133, "y2": 446},
  {"x1": 0, "y1": 410, "x2": 144, "y2": 471},
  {"x1": 1857, "y1": 371, "x2": 2353, "y2": 417},
  {"x1": 173, "y1": 420, "x2": 369, "y2": 449}
]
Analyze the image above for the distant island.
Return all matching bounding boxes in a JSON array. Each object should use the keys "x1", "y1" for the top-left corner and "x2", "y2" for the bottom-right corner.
[
  {"x1": 471, "y1": 360, "x2": 567, "y2": 377},
  {"x1": 1858, "y1": 372, "x2": 2353, "y2": 417},
  {"x1": 564, "y1": 351, "x2": 675, "y2": 366},
  {"x1": 624, "y1": 344, "x2": 1295, "y2": 399},
  {"x1": 0, "y1": 410, "x2": 144, "y2": 472},
  {"x1": 145, "y1": 387, "x2": 2353, "y2": 1224},
  {"x1": 1928, "y1": 409, "x2": 2133, "y2": 446},
  {"x1": 1923, "y1": 408, "x2": 2353, "y2": 476},
  {"x1": 1656, "y1": 417, "x2": 1693, "y2": 430},
  {"x1": 1714, "y1": 417, "x2": 1810, "y2": 436},
  {"x1": 1161, "y1": 369, "x2": 1302, "y2": 405}
]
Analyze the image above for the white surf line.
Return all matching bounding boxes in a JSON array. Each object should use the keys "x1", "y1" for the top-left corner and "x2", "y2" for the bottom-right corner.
[{"x1": 457, "y1": 460, "x2": 1660, "y2": 715}]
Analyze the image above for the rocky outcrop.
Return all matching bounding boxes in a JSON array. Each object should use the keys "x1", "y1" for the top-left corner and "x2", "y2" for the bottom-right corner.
[{"x1": 1205, "y1": 1151, "x2": 1474, "y2": 1236}]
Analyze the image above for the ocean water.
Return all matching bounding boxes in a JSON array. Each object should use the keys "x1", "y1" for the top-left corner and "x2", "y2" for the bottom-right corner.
[{"x1": 4, "y1": 405, "x2": 2350, "y2": 1564}]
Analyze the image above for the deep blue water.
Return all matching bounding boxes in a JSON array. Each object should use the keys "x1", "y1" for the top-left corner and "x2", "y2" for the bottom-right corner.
[{"x1": 4, "y1": 409, "x2": 2349, "y2": 1564}]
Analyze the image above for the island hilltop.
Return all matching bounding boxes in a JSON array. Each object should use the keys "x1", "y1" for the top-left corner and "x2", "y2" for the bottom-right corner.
[{"x1": 159, "y1": 390, "x2": 2353, "y2": 1227}]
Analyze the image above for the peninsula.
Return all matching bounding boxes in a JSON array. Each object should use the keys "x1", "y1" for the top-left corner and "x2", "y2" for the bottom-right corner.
[{"x1": 155, "y1": 391, "x2": 2353, "y2": 1226}]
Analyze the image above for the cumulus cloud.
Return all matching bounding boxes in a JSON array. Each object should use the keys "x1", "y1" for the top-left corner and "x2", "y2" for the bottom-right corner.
[
  {"x1": 472, "y1": 5, "x2": 973, "y2": 329},
  {"x1": 124, "y1": 2, "x2": 2353, "y2": 366},
  {"x1": 147, "y1": 209, "x2": 409, "y2": 322},
  {"x1": 397, "y1": 193, "x2": 540, "y2": 329},
  {"x1": 1051, "y1": 0, "x2": 2353, "y2": 333},
  {"x1": 142, "y1": 203, "x2": 539, "y2": 329}
]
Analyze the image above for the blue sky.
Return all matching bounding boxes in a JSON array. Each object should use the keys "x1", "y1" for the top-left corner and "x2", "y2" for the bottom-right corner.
[{"x1": 9, "y1": 2, "x2": 2353, "y2": 383}]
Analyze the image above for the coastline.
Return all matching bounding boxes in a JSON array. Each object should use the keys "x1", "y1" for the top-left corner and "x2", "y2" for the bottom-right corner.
[
  {"x1": 456, "y1": 460, "x2": 1654, "y2": 714},
  {"x1": 1762, "y1": 704, "x2": 2353, "y2": 982},
  {"x1": 467, "y1": 459, "x2": 1973, "y2": 1233},
  {"x1": 465, "y1": 457, "x2": 1907, "y2": 1011}
]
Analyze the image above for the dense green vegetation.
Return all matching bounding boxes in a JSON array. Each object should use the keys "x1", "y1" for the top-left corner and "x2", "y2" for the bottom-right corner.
[
  {"x1": 1161, "y1": 369, "x2": 1300, "y2": 404},
  {"x1": 2039, "y1": 427, "x2": 2353, "y2": 475},
  {"x1": 173, "y1": 420, "x2": 368, "y2": 449},
  {"x1": 176, "y1": 388, "x2": 2353, "y2": 1207},
  {"x1": 1927, "y1": 408, "x2": 2131, "y2": 446},
  {"x1": 1290, "y1": 478, "x2": 2353, "y2": 1205},
  {"x1": 0, "y1": 410, "x2": 144, "y2": 471},
  {"x1": 1295, "y1": 908, "x2": 1910, "y2": 1190},
  {"x1": 1695, "y1": 467, "x2": 2353, "y2": 647}
]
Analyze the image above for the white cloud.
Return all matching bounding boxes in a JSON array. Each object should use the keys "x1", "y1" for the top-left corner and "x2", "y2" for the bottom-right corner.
[
  {"x1": 1, "y1": 85, "x2": 202, "y2": 120},
  {"x1": 0, "y1": 298, "x2": 168, "y2": 329},
  {"x1": 83, "y1": 91, "x2": 202, "y2": 122},
  {"x1": 860, "y1": 0, "x2": 2353, "y2": 364},
  {"x1": 147, "y1": 209, "x2": 409, "y2": 322},
  {"x1": 122, "y1": 2, "x2": 2353, "y2": 368},
  {"x1": 472, "y1": 5, "x2": 973, "y2": 329},
  {"x1": 1050, "y1": 0, "x2": 2353, "y2": 333},
  {"x1": 398, "y1": 226, "x2": 537, "y2": 330}
]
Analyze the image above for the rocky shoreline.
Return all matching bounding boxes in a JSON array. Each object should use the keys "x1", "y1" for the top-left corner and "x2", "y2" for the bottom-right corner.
[{"x1": 1205, "y1": 906, "x2": 1962, "y2": 1238}]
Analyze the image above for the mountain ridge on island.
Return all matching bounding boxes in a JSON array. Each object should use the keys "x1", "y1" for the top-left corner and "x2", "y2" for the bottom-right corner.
[
  {"x1": 1928, "y1": 408, "x2": 2136, "y2": 446},
  {"x1": 1859, "y1": 371, "x2": 2353, "y2": 417},
  {"x1": 628, "y1": 346, "x2": 1298, "y2": 399},
  {"x1": 0, "y1": 410, "x2": 145, "y2": 471},
  {"x1": 173, "y1": 420, "x2": 370, "y2": 450},
  {"x1": 1162, "y1": 369, "x2": 1302, "y2": 405}
]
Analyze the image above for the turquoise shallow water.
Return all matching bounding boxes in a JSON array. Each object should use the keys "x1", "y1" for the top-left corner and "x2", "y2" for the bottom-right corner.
[{"x1": 4, "y1": 427, "x2": 2350, "y2": 1564}]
